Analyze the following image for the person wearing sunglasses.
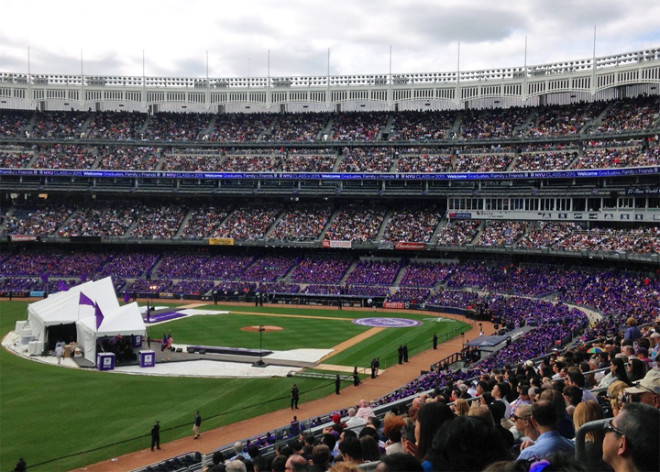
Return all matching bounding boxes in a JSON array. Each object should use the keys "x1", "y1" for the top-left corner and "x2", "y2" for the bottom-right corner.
[
  {"x1": 510, "y1": 404, "x2": 539, "y2": 457},
  {"x1": 602, "y1": 403, "x2": 659, "y2": 472}
]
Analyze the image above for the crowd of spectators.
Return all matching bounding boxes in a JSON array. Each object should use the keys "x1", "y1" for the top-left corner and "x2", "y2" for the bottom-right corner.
[
  {"x1": 288, "y1": 257, "x2": 351, "y2": 284},
  {"x1": 213, "y1": 206, "x2": 281, "y2": 241},
  {"x1": 434, "y1": 220, "x2": 481, "y2": 246},
  {"x1": 85, "y1": 111, "x2": 146, "y2": 140},
  {"x1": 204, "y1": 113, "x2": 273, "y2": 142},
  {"x1": 453, "y1": 153, "x2": 514, "y2": 172},
  {"x1": 394, "y1": 152, "x2": 453, "y2": 172},
  {"x1": 324, "y1": 207, "x2": 386, "y2": 242},
  {"x1": 389, "y1": 110, "x2": 455, "y2": 141},
  {"x1": 515, "y1": 222, "x2": 583, "y2": 250},
  {"x1": 459, "y1": 107, "x2": 528, "y2": 140},
  {"x1": 525, "y1": 102, "x2": 606, "y2": 137},
  {"x1": 1, "y1": 95, "x2": 656, "y2": 148},
  {"x1": 0, "y1": 109, "x2": 32, "y2": 138},
  {"x1": 336, "y1": 147, "x2": 394, "y2": 172},
  {"x1": 97, "y1": 145, "x2": 162, "y2": 170},
  {"x1": 0, "y1": 149, "x2": 34, "y2": 168},
  {"x1": 267, "y1": 208, "x2": 331, "y2": 242},
  {"x1": 57, "y1": 204, "x2": 138, "y2": 238},
  {"x1": 510, "y1": 151, "x2": 577, "y2": 171},
  {"x1": 264, "y1": 113, "x2": 328, "y2": 142},
  {"x1": 160, "y1": 150, "x2": 225, "y2": 172},
  {"x1": 241, "y1": 256, "x2": 298, "y2": 283},
  {"x1": 330, "y1": 112, "x2": 388, "y2": 141},
  {"x1": 475, "y1": 221, "x2": 528, "y2": 247},
  {"x1": 589, "y1": 95, "x2": 659, "y2": 134},
  {"x1": 516, "y1": 223, "x2": 660, "y2": 254},
  {"x1": 142, "y1": 112, "x2": 211, "y2": 141},
  {"x1": 96, "y1": 253, "x2": 160, "y2": 278},
  {"x1": 9, "y1": 141, "x2": 657, "y2": 172},
  {"x1": 179, "y1": 205, "x2": 231, "y2": 240},
  {"x1": 381, "y1": 208, "x2": 443, "y2": 243},
  {"x1": 398, "y1": 262, "x2": 453, "y2": 288},
  {"x1": 29, "y1": 111, "x2": 88, "y2": 139},
  {"x1": 280, "y1": 150, "x2": 337, "y2": 172},
  {"x1": 31, "y1": 144, "x2": 98, "y2": 169},
  {"x1": 127, "y1": 204, "x2": 187, "y2": 240},
  {"x1": 3, "y1": 202, "x2": 660, "y2": 256},
  {"x1": 344, "y1": 260, "x2": 401, "y2": 286},
  {"x1": 3, "y1": 204, "x2": 75, "y2": 235},
  {"x1": 574, "y1": 146, "x2": 650, "y2": 169},
  {"x1": 223, "y1": 153, "x2": 284, "y2": 172}
]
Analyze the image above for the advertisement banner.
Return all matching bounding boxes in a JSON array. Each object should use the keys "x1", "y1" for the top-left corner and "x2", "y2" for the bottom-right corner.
[
  {"x1": 383, "y1": 301, "x2": 405, "y2": 309},
  {"x1": 322, "y1": 240, "x2": 352, "y2": 248},
  {"x1": 10, "y1": 235, "x2": 37, "y2": 242},
  {"x1": 394, "y1": 242, "x2": 425, "y2": 250},
  {"x1": 209, "y1": 238, "x2": 234, "y2": 246}
]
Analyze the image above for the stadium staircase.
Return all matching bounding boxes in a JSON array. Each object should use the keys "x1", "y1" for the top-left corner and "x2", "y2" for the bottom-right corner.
[
  {"x1": 378, "y1": 115, "x2": 395, "y2": 140},
  {"x1": 337, "y1": 260, "x2": 358, "y2": 285},
  {"x1": 429, "y1": 219, "x2": 448, "y2": 243},
  {"x1": 470, "y1": 221, "x2": 486, "y2": 244},
  {"x1": 391, "y1": 264, "x2": 407, "y2": 287},
  {"x1": 374, "y1": 210, "x2": 393, "y2": 241},
  {"x1": 322, "y1": 118, "x2": 334, "y2": 142}
]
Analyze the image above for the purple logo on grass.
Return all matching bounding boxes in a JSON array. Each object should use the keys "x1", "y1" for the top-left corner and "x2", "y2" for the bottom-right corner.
[{"x1": 353, "y1": 317, "x2": 421, "y2": 328}]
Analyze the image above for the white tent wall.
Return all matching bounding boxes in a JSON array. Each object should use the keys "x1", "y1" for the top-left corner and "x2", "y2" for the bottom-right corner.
[
  {"x1": 26, "y1": 277, "x2": 120, "y2": 343},
  {"x1": 24, "y1": 277, "x2": 145, "y2": 363},
  {"x1": 77, "y1": 302, "x2": 146, "y2": 364}
]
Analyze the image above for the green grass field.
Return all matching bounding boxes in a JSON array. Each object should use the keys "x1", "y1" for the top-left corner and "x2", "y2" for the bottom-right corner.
[{"x1": 0, "y1": 301, "x2": 469, "y2": 471}]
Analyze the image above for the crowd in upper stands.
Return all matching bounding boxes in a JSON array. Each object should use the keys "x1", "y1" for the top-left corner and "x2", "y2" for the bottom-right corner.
[
  {"x1": 2, "y1": 202, "x2": 659, "y2": 256},
  {"x1": 3, "y1": 140, "x2": 655, "y2": 173},
  {"x1": 1, "y1": 95, "x2": 658, "y2": 176}
]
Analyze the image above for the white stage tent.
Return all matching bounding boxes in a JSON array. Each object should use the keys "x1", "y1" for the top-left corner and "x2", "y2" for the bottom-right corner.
[
  {"x1": 76, "y1": 301, "x2": 146, "y2": 363},
  {"x1": 25, "y1": 277, "x2": 146, "y2": 364}
]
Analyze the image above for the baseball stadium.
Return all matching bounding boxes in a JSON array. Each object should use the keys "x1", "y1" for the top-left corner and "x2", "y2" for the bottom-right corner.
[{"x1": 0, "y1": 44, "x2": 659, "y2": 472}]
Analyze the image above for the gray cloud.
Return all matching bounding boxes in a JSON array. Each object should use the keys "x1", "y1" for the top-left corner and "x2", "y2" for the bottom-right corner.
[{"x1": 0, "y1": 0, "x2": 658, "y2": 79}]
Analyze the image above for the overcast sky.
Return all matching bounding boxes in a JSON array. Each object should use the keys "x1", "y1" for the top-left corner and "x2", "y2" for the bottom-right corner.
[{"x1": 2, "y1": 0, "x2": 659, "y2": 79}]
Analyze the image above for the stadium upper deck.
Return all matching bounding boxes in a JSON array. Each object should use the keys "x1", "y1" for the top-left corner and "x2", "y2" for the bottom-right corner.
[{"x1": 1, "y1": 47, "x2": 659, "y2": 113}]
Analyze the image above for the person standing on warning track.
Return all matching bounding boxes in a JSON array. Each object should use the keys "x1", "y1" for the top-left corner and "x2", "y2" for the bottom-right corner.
[
  {"x1": 353, "y1": 367, "x2": 360, "y2": 386},
  {"x1": 433, "y1": 333, "x2": 438, "y2": 349},
  {"x1": 291, "y1": 384, "x2": 300, "y2": 409},
  {"x1": 193, "y1": 411, "x2": 202, "y2": 439},
  {"x1": 151, "y1": 420, "x2": 161, "y2": 451},
  {"x1": 335, "y1": 374, "x2": 341, "y2": 395}
]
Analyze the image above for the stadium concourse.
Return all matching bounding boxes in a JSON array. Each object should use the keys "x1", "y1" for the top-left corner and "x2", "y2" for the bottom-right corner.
[{"x1": 49, "y1": 301, "x2": 484, "y2": 472}]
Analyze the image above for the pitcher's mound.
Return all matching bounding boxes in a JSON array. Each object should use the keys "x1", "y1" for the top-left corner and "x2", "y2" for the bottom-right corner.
[{"x1": 241, "y1": 325, "x2": 283, "y2": 332}]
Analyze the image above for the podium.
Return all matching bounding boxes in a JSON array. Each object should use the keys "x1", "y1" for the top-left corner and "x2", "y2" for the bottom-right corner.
[
  {"x1": 139, "y1": 350, "x2": 155, "y2": 368},
  {"x1": 96, "y1": 352, "x2": 115, "y2": 371}
]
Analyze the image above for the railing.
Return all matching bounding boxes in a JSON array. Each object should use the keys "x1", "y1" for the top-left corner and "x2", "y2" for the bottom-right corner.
[{"x1": 2, "y1": 47, "x2": 658, "y2": 89}]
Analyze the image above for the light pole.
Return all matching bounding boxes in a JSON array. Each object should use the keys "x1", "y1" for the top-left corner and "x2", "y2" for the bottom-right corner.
[
  {"x1": 254, "y1": 325, "x2": 266, "y2": 367},
  {"x1": 148, "y1": 284, "x2": 158, "y2": 322}
]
